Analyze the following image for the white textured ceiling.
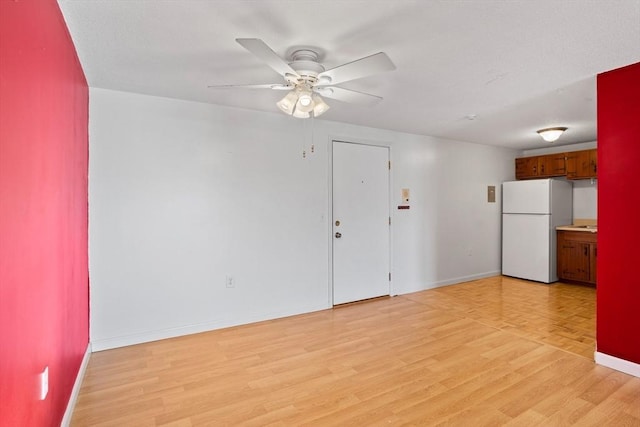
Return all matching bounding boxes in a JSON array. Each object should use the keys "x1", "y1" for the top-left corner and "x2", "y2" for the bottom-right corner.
[{"x1": 58, "y1": 0, "x2": 640, "y2": 150}]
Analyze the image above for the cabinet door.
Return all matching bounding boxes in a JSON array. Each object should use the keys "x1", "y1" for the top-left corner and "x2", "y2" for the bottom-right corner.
[
  {"x1": 558, "y1": 240, "x2": 590, "y2": 282},
  {"x1": 566, "y1": 151, "x2": 585, "y2": 178},
  {"x1": 528, "y1": 157, "x2": 540, "y2": 177},
  {"x1": 577, "y1": 150, "x2": 593, "y2": 178},
  {"x1": 567, "y1": 149, "x2": 597, "y2": 179},
  {"x1": 515, "y1": 157, "x2": 539, "y2": 179},
  {"x1": 589, "y1": 149, "x2": 597, "y2": 177},
  {"x1": 515, "y1": 158, "x2": 527, "y2": 180},
  {"x1": 538, "y1": 153, "x2": 566, "y2": 177},
  {"x1": 557, "y1": 231, "x2": 597, "y2": 285}
]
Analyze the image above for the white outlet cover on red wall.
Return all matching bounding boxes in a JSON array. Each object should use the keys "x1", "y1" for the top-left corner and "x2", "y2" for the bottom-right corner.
[{"x1": 39, "y1": 366, "x2": 48, "y2": 400}]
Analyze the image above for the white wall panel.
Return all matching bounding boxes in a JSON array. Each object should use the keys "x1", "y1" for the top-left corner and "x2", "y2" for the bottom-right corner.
[
  {"x1": 573, "y1": 179, "x2": 598, "y2": 219},
  {"x1": 89, "y1": 88, "x2": 517, "y2": 350}
]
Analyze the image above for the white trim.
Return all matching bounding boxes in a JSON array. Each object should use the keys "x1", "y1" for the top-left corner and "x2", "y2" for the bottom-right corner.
[
  {"x1": 91, "y1": 302, "x2": 327, "y2": 351},
  {"x1": 327, "y1": 136, "x2": 335, "y2": 307},
  {"x1": 388, "y1": 145, "x2": 395, "y2": 297},
  {"x1": 399, "y1": 271, "x2": 502, "y2": 294},
  {"x1": 595, "y1": 351, "x2": 640, "y2": 378},
  {"x1": 61, "y1": 343, "x2": 92, "y2": 427}
]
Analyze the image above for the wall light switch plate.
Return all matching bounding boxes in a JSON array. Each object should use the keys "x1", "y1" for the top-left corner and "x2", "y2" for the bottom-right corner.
[
  {"x1": 488, "y1": 186, "x2": 496, "y2": 203},
  {"x1": 401, "y1": 188, "x2": 410, "y2": 203},
  {"x1": 39, "y1": 366, "x2": 48, "y2": 400}
]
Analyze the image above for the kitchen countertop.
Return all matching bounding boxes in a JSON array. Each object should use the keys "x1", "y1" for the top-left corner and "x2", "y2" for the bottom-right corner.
[{"x1": 556, "y1": 225, "x2": 598, "y2": 233}]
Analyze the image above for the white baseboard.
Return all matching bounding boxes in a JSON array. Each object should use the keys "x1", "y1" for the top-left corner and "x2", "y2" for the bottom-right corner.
[
  {"x1": 431, "y1": 270, "x2": 502, "y2": 288},
  {"x1": 61, "y1": 342, "x2": 92, "y2": 426},
  {"x1": 397, "y1": 271, "x2": 501, "y2": 295},
  {"x1": 91, "y1": 302, "x2": 329, "y2": 351},
  {"x1": 595, "y1": 351, "x2": 640, "y2": 378}
]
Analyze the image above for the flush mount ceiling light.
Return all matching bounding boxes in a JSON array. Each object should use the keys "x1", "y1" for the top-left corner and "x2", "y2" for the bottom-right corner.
[
  {"x1": 208, "y1": 38, "x2": 396, "y2": 119},
  {"x1": 537, "y1": 127, "x2": 568, "y2": 142}
]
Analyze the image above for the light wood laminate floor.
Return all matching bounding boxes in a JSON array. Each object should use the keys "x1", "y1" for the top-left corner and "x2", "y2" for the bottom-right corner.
[{"x1": 71, "y1": 276, "x2": 640, "y2": 426}]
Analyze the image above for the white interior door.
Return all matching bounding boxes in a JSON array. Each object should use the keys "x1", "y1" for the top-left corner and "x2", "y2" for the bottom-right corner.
[{"x1": 332, "y1": 141, "x2": 390, "y2": 305}]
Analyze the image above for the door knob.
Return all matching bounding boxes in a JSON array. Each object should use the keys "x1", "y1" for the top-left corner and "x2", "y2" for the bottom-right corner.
[{"x1": 335, "y1": 232, "x2": 342, "y2": 238}]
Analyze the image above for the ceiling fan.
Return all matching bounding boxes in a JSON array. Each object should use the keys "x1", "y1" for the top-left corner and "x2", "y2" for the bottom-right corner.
[{"x1": 208, "y1": 38, "x2": 396, "y2": 118}]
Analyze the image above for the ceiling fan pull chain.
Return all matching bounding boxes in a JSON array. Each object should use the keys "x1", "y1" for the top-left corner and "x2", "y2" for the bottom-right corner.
[
  {"x1": 301, "y1": 117, "x2": 307, "y2": 159},
  {"x1": 310, "y1": 113, "x2": 315, "y2": 154}
]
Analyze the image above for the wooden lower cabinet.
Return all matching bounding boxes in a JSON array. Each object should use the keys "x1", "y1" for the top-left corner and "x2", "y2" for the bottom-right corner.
[{"x1": 557, "y1": 230, "x2": 597, "y2": 285}]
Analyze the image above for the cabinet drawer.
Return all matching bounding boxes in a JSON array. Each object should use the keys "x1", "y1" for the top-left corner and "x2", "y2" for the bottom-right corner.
[{"x1": 559, "y1": 231, "x2": 597, "y2": 243}]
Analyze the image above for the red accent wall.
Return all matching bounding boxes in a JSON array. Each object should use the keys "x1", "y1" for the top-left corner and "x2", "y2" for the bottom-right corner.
[
  {"x1": 0, "y1": 1, "x2": 89, "y2": 425},
  {"x1": 597, "y1": 62, "x2": 640, "y2": 364}
]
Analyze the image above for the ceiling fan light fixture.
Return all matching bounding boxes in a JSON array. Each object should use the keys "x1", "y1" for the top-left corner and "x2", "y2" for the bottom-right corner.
[
  {"x1": 292, "y1": 108, "x2": 310, "y2": 119},
  {"x1": 295, "y1": 87, "x2": 315, "y2": 113},
  {"x1": 312, "y1": 93, "x2": 330, "y2": 117},
  {"x1": 537, "y1": 127, "x2": 568, "y2": 142},
  {"x1": 276, "y1": 90, "x2": 298, "y2": 115},
  {"x1": 278, "y1": 87, "x2": 329, "y2": 118},
  {"x1": 298, "y1": 93, "x2": 313, "y2": 107}
]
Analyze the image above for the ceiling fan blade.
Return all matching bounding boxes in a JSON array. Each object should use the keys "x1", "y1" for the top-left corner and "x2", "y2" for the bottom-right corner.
[
  {"x1": 236, "y1": 38, "x2": 300, "y2": 80},
  {"x1": 208, "y1": 83, "x2": 292, "y2": 90},
  {"x1": 317, "y1": 52, "x2": 395, "y2": 86},
  {"x1": 316, "y1": 86, "x2": 382, "y2": 106}
]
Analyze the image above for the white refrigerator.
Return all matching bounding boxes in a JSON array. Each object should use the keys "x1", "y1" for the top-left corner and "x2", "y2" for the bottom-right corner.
[{"x1": 502, "y1": 179, "x2": 573, "y2": 283}]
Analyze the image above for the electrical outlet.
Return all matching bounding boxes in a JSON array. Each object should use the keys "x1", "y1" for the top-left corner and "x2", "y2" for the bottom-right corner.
[
  {"x1": 225, "y1": 275, "x2": 235, "y2": 288},
  {"x1": 39, "y1": 366, "x2": 48, "y2": 400}
]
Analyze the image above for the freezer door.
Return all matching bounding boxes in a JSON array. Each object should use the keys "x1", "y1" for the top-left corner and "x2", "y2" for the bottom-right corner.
[
  {"x1": 503, "y1": 180, "x2": 551, "y2": 214},
  {"x1": 502, "y1": 213, "x2": 554, "y2": 283}
]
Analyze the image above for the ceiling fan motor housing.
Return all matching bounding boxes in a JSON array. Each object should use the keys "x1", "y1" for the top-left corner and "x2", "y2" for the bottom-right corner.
[{"x1": 288, "y1": 49, "x2": 325, "y2": 84}]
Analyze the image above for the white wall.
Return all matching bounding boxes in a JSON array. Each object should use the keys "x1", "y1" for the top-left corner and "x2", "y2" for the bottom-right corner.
[
  {"x1": 572, "y1": 180, "x2": 598, "y2": 219},
  {"x1": 522, "y1": 142, "x2": 598, "y2": 220},
  {"x1": 522, "y1": 141, "x2": 597, "y2": 157},
  {"x1": 89, "y1": 88, "x2": 517, "y2": 350}
]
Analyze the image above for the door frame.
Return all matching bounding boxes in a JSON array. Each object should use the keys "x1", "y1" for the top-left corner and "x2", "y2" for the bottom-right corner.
[{"x1": 328, "y1": 137, "x2": 394, "y2": 306}]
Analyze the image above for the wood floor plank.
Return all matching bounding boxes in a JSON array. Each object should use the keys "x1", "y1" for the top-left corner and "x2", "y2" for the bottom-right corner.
[{"x1": 71, "y1": 276, "x2": 640, "y2": 426}]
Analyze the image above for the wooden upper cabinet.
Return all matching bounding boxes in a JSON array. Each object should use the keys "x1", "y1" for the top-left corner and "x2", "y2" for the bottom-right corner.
[
  {"x1": 515, "y1": 157, "x2": 539, "y2": 179},
  {"x1": 566, "y1": 149, "x2": 597, "y2": 179},
  {"x1": 516, "y1": 149, "x2": 596, "y2": 180},
  {"x1": 516, "y1": 153, "x2": 566, "y2": 179},
  {"x1": 538, "y1": 153, "x2": 567, "y2": 177}
]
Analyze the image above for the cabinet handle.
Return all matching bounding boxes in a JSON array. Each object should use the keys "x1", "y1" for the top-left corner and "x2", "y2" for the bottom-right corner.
[{"x1": 584, "y1": 246, "x2": 588, "y2": 256}]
